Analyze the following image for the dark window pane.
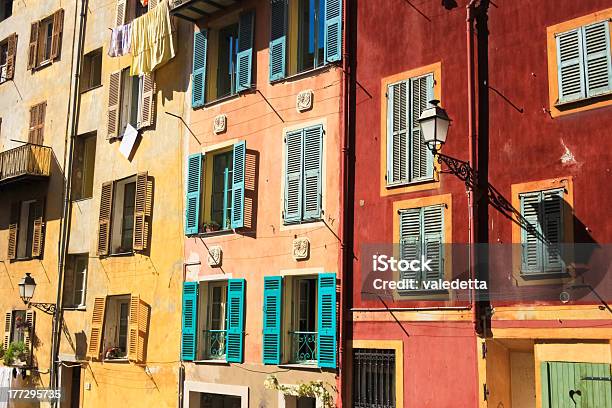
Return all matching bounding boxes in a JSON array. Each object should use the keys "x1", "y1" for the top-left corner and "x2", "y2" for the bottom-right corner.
[
  {"x1": 216, "y1": 24, "x2": 239, "y2": 99},
  {"x1": 353, "y1": 349, "x2": 396, "y2": 408},
  {"x1": 121, "y1": 182, "x2": 136, "y2": 250}
]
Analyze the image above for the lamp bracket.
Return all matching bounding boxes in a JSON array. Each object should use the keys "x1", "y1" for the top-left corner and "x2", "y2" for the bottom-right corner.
[{"x1": 25, "y1": 301, "x2": 56, "y2": 315}]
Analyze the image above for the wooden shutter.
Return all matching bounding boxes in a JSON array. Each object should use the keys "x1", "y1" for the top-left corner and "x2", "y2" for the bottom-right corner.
[
  {"x1": 269, "y1": 0, "x2": 287, "y2": 81},
  {"x1": 138, "y1": 73, "x2": 155, "y2": 129},
  {"x1": 520, "y1": 191, "x2": 542, "y2": 274},
  {"x1": 128, "y1": 295, "x2": 149, "y2": 363},
  {"x1": 192, "y1": 30, "x2": 207, "y2": 108},
  {"x1": 324, "y1": 0, "x2": 342, "y2": 63},
  {"x1": 236, "y1": 11, "x2": 255, "y2": 92},
  {"x1": 542, "y1": 189, "x2": 564, "y2": 273},
  {"x1": 3, "y1": 312, "x2": 12, "y2": 351},
  {"x1": 133, "y1": 172, "x2": 150, "y2": 251},
  {"x1": 387, "y1": 81, "x2": 408, "y2": 184},
  {"x1": 541, "y1": 362, "x2": 612, "y2": 408},
  {"x1": 582, "y1": 21, "x2": 612, "y2": 98},
  {"x1": 556, "y1": 28, "x2": 586, "y2": 103},
  {"x1": 317, "y1": 273, "x2": 337, "y2": 368},
  {"x1": 148, "y1": 0, "x2": 158, "y2": 10},
  {"x1": 27, "y1": 21, "x2": 39, "y2": 69},
  {"x1": 422, "y1": 205, "x2": 444, "y2": 281},
  {"x1": 7, "y1": 202, "x2": 19, "y2": 260},
  {"x1": 97, "y1": 182, "x2": 114, "y2": 256},
  {"x1": 181, "y1": 282, "x2": 198, "y2": 361},
  {"x1": 50, "y1": 9, "x2": 64, "y2": 60},
  {"x1": 410, "y1": 74, "x2": 434, "y2": 181},
  {"x1": 23, "y1": 310, "x2": 35, "y2": 363},
  {"x1": 31, "y1": 200, "x2": 45, "y2": 258},
  {"x1": 87, "y1": 297, "x2": 106, "y2": 359},
  {"x1": 262, "y1": 276, "x2": 282, "y2": 364},
  {"x1": 115, "y1": 0, "x2": 127, "y2": 26},
  {"x1": 29, "y1": 102, "x2": 46, "y2": 145},
  {"x1": 5, "y1": 34, "x2": 17, "y2": 80},
  {"x1": 231, "y1": 142, "x2": 246, "y2": 229},
  {"x1": 303, "y1": 125, "x2": 323, "y2": 220},
  {"x1": 399, "y1": 208, "x2": 421, "y2": 282},
  {"x1": 284, "y1": 130, "x2": 303, "y2": 223},
  {"x1": 107, "y1": 70, "x2": 122, "y2": 139},
  {"x1": 185, "y1": 153, "x2": 202, "y2": 235},
  {"x1": 226, "y1": 279, "x2": 245, "y2": 363}
]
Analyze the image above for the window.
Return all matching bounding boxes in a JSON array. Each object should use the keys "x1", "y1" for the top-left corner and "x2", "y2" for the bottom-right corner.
[
  {"x1": 63, "y1": 254, "x2": 88, "y2": 309},
  {"x1": 3, "y1": 309, "x2": 35, "y2": 364},
  {"x1": 7, "y1": 199, "x2": 44, "y2": 260},
  {"x1": 80, "y1": 49, "x2": 102, "y2": 92},
  {"x1": 283, "y1": 125, "x2": 323, "y2": 224},
  {"x1": 0, "y1": 0, "x2": 13, "y2": 22},
  {"x1": 268, "y1": 0, "x2": 341, "y2": 82},
  {"x1": 184, "y1": 142, "x2": 246, "y2": 235},
  {"x1": 386, "y1": 74, "x2": 435, "y2": 186},
  {"x1": 191, "y1": 11, "x2": 255, "y2": 107},
  {"x1": 0, "y1": 41, "x2": 7, "y2": 81},
  {"x1": 101, "y1": 295, "x2": 130, "y2": 360},
  {"x1": 520, "y1": 188, "x2": 565, "y2": 276},
  {"x1": 72, "y1": 132, "x2": 96, "y2": 200},
  {"x1": 9, "y1": 310, "x2": 26, "y2": 344},
  {"x1": 28, "y1": 9, "x2": 64, "y2": 70},
  {"x1": 262, "y1": 273, "x2": 336, "y2": 367},
  {"x1": 97, "y1": 173, "x2": 151, "y2": 256},
  {"x1": 556, "y1": 21, "x2": 612, "y2": 104},
  {"x1": 0, "y1": 34, "x2": 16, "y2": 84},
  {"x1": 198, "y1": 393, "x2": 241, "y2": 408},
  {"x1": 398, "y1": 205, "x2": 444, "y2": 289},
  {"x1": 28, "y1": 101, "x2": 46, "y2": 145},
  {"x1": 106, "y1": 68, "x2": 154, "y2": 139},
  {"x1": 115, "y1": 0, "x2": 155, "y2": 27},
  {"x1": 353, "y1": 348, "x2": 396, "y2": 408},
  {"x1": 181, "y1": 279, "x2": 245, "y2": 363}
]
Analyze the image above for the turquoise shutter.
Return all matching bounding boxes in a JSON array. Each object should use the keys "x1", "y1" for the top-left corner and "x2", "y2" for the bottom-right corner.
[
  {"x1": 410, "y1": 74, "x2": 434, "y2": 181},
  {"x1": 262, "y1": 276, "x2": 282, "y2": 364},
  {"x1": 284, "y1": 130, "x2": 303, "y2": 223},
  {"x1": 192, "y1": 30, "x2": 208, "y2": 108},
  {"x1": 387, "y1": 82, "x2": 408, "y2": 184},
  {"x1": 324, "y1": 0, "x2": 342, "y2": 63},
  {"x1": 556, "y1": 28, "x2": 586, "y2": 103},
  {"x1": 542, "y1": 189, "x2": 564, "y2": 273},
  {"x1": 317, "y1": 273, "x2": 337, "y2": 368},
  {"x1": 520, "y1": 191, "x2": 542, "y2": 274},
  {"x1": 226, "y1": 279, "x2": 245, "y2": 363},
  {"x1": 303, "y1": 125, "x2": 323, "y2": 220},
  {"x1": 269, "y1": 0, "x2": 287, "y2": 81},
  {"x1": 399, "y1": 208, "x2": 421, "y2": 282},
  {"x1": 231, "y1": 141, "x2": 246, "y2": 229},
  {"x1": 582, "y1": 21, "x2": 612, "y2": 98},
  {"x1": 422, "y1": 205, "x2": 444, "y2": 281},
  {"x1": 236, "y1": 11, "x2": 255, "y2": 92},
  {"x1": 181, "y1": 282, "x2": 198, "y2": 361},
  {"x1": 185, "y1": 153, "x2": 202, "y2": 235}
]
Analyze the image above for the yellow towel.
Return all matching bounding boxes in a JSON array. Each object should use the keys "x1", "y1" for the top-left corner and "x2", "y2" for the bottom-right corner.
[{"x1": 130, "y1": 0, "x2": 175, "y2": 76}]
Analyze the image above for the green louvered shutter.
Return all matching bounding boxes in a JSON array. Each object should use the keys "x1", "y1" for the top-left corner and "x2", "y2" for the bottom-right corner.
[
  {"x1": 185, "y1": 153, "x2": 202, "y2": 235},
  {"x1": 542, "y1": 189, "x2": 564, "y2": 273},
  {"x1": 303, "y1": 125, "x2": 323, "y2": 220},
  {"x1": 237, "y1": 11, "x2": 255, "y2": 92},
  {"x1": 324, "y1": 0, "x2": 342, "y2": 63},
  {"x1": 582, "y1": 21, "x2": 612, "y2": 98},
  {"x1": 192, "y1": 30, "x2": 208, "y2": 108},
  {"x1": 226, "y1": 279, "x2": 245, "y2": 363},
  {"x1": 520, "y1": 191, "x2": 543, "y2": 274},
  {"x1": 317, "y1": 273, "x2": 337, "y2": 368},
  {"x1": 422, "y1": 205, "x2": 444, "y2": 282},
  {"x1": 556, "y1": 28, "x2": 586, "y2": 103},
  {"x1": 231, "y1": 141, "x2": 246, "y2": 229},
  {"x1": 399, "y1": 208, "x2": 421, "y2": 282},
  {"x1": 269, "y1": 0, "x2": 287, "y2": 81},
  {"x1": 387, "y1": 81, "x2": 408, "y2": 185},
  {"x1": 410, "y1": 74, "x2": 434, "y2": 181},
  {"x1": 262, "y1": 276, "x2": 282, "y2": 364},
  {"x1": 542, "y1": 362, "x2": 612, "y2": 408},
  {"x1": 181, "y1": 282, "x2": 198, "y2": 361},
  {"x1": 284, "y1": 130, "x2": 303, "y2": 223}
]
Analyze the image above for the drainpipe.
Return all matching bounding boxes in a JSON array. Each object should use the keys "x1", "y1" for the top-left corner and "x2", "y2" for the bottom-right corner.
[{"x1": 51, "y1": 0, "x2": 88, "y2": 400}]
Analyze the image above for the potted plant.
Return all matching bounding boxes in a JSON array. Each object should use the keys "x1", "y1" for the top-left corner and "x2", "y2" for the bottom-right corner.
[
  {"x1": 3, "y1": 341, "x2": 27, "y2": 366},
  {"x1": 204, "y1": 221, "x2": 221, "y2": 233},
  {"x1": 105, "y1": 347, "x2": 124, "y2": 360}
]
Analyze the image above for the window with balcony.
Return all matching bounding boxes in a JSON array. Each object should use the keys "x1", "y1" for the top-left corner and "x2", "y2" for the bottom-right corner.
[
  {"x1": 80, "y1": 49, "x2": 102, "y2": 93},
  {"x1": 62, "y1": 254, "x2": 88, "y2": 309},
  {"x1": 28, "y1": 9, "x2": 64, "y2": 70},
  {"x1": 197, "y1": 281, "x2": 228, "y2": 360},
  {"x1": 72, "y1": 132, "x2": 96, "y2": 201},
  {"x1": 7, "y1": 199, "x2": 45, "y2": 261},
  {"x1": 106, "y1": 68, "x2": 154, "y2": 139},
  {"x1": 0, "y1": 0, "x2": 13, "y2": 22}
]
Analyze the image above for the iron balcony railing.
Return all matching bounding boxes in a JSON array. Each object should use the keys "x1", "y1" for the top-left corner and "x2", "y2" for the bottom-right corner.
[
  {"x1": 202, "y1": 329, "x2": 226, "y2": 360},
  {"x1": 170, "y1": 0, "x2": 242, "y2": 21},
  {"x1": 289, "y1": 331, "x2": 317, "y2": 365},
  {"x1": 0, "y1": 144, "x2": 52, "y2": 184}
]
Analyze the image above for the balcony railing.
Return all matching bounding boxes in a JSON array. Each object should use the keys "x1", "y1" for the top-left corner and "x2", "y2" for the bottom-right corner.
[
  {"x1": 170, "y1": 0, "x2": 242, "y2": 21},
  {"x1": 201, "y1": 329, "x2": 226, "y2": 360},
  {"x1": 289, "y1": 331, "x2": 317, "y2": 365},
  {"x1": 0, "y1": 144, "x2": 52, "y2": 184}
]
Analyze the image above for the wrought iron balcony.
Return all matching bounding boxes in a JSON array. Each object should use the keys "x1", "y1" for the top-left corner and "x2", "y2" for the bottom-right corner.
[
  {"x1": 170, "y1": 0, "x2": 242, "y2": 22},
  {"x1": 201, "y1": 329, "x2": 226, "y2": 360},
  {"x1": 0, "y1": 144, "x2": 52, "y2": 185},
  {"x1": 289, "y1": 331, "x2": 317, "y2": 365}
]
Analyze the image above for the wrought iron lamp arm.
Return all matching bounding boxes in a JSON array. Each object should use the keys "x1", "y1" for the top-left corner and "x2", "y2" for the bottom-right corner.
[
  {"x1": 434, "y1": 150, "x2": 478, "y2": 190},
  {"x1": 24, "y1": 301, "x2": 57, "y2": 315}
]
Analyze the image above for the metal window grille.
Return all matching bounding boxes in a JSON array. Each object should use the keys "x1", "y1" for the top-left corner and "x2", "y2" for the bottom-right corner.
[{"x1": 353, "y1": 348, "x2": 396, "y2": 408}]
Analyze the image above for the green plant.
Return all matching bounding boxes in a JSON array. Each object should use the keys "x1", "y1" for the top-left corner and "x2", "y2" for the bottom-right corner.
[
  {"x1": 3, "y1": 341, "x2": 27, "y2": 366},
  {"x1": 264, "y1": 375, "x2": 336, "y2": 408}
]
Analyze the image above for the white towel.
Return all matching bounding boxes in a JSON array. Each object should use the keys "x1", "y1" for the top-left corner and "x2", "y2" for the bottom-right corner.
[
  {"x1": 109, "y1": 23, "x2": 132, "y2": 57},
  {"x1": 0, "y1": 366, "x2": 12, "y2": 408}
]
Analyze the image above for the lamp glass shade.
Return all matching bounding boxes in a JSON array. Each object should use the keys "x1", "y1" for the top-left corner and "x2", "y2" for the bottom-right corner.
[
  {"x1": 419, "y1": 104, "x2": 451, "y2": 149},
  {"x1": 18, "y1": 273, "x2": 36, "y2": 302}
]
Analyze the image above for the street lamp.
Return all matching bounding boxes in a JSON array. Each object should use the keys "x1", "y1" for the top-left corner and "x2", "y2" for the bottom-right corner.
[{"x1": 18, "y1": 273, "x2": 56, "y2": 315}]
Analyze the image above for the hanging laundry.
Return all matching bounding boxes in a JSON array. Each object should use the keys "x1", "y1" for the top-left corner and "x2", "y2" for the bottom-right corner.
[
  {"x1": 108, "y1": 23, "x2": 132, "y2": 57},
  {"x1": 0, "y1": 366, "x2": 12, "y2": 408},
  {"x1": 130, "y1": 0, "x2": 175, "y2": 76}
]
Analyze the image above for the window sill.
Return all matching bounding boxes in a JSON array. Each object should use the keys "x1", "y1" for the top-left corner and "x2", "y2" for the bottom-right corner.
[
  {"x1": 278, "y1": 363, "x2": 320, "y2": 370},
  {"x1": 193, "y1": 359, "x2": 229, "y2": 365},
  {"x1": 71, "y1": 196, "x2": 93, "y2": 203},
  {"x1": 33, "y1": 60, "x2": 53, "y2": 71},
  {"x1": 282, "y1": 218, "x2": 322, "y2": 227},
  {"x1": 555, "y1": 90, "x2": 612, "y2": 108},
  {"x1": 63, "y1": 306, "x2": 86, "y2": 311},
  {"x1": 195, "y1": 229, "x2": 234, "y2": 238},
  {"x1": 520, "y1": 270, "x2": 568, "y2": 280},
  {"x1": 102, "y1": 358, "x2": 129, "y2": 363},
  {"x1": 108, "y1": 251, "x2": 135, "y2": 257},
  {"x1": 270, "y1": 63, "x2": 335, "y2": 85},
  {"x1": 80, "y1": 84, "x2": 103, "y2": 94},
  {"x1": 386, "y1": 177, "x2": 436, "y2": 189}
]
